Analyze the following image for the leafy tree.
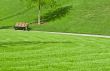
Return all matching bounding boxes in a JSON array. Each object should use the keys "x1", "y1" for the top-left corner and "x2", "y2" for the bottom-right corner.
[{"x1": 22, "y1": 0, "x2": 57, "y2": 24}]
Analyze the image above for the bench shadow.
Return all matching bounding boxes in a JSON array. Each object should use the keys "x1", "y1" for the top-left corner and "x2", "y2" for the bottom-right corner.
[{"x1": 0, "y1": 25, "x2": 32, "y2": 30}]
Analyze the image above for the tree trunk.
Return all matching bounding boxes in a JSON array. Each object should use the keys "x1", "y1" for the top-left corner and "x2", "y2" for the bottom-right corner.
[{"x1": 38, "y1": 0, "x2": 41, "y2": 25}]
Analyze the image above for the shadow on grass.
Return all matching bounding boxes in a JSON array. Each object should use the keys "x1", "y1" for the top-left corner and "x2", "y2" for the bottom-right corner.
[
  {"x1": 0, "y1": 26, "x2": 12, "y2": 29},
  {"x1": 0, "y1": 25, "x2": 32, "y2": 30},
  {"x1": 33, "y1": 5, "x2": 72, "y2": 23},
  {"x1": 0, "y1": 41, "x2": 72, "y2": 47},
  {"x1": 0, "y1": 6, "x2": 71, "y2": 29}
]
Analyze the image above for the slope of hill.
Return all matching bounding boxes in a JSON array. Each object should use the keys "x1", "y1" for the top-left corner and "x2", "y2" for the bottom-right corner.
[
  {"x1": 0, "y1": 30, "x2": 110, "y2": 71},
  {"x1": 0, "y1": 0, "x2": 110, "y2": 35},
  {"x1": 32, "y1": 0, "x2": 110, "y2": 35},
  {"x1": 0, "y1": 0, "x2": 36, "y2": 26}
]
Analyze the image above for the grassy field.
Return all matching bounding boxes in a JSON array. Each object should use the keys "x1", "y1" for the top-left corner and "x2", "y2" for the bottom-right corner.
[
  {"x1": 0, "y1": 0, "x2": 110, "y2": 35},
  {"x1": 0, "y1": 30, "x2": 110, "y2": 71},
  {"x1": 1, "y1": 0, "x2": 110, "y2": 71}
]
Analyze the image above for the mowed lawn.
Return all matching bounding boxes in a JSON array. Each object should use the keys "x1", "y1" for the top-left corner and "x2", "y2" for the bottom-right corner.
[{"x1": 0, "y1": 30, "x2": 110, "y2": 71}]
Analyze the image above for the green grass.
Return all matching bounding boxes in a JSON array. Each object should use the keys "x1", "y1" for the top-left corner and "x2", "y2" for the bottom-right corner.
[
  {"x1": 0, "y1": 0, "x2": 110, "y2": 35},
  {"x1": 0, "y1": 30, "x2": 110, "y2": 71},
  {"x1": 0, "y1": 0, "x2": 67, "y2": 26},
  {"x1": 1, "y1": 1, "x2": 110, "y2": 70},
  {"x1": 31, "y1": 0, "x2": 110, "y2": 35},
  {"x1": 0, "y1": 0, "x2": 36, "y2": 26}
]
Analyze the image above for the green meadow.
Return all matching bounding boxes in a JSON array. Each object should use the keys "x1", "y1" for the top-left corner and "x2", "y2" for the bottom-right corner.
[
  {"x1": 0, "y1": 30, "x2": 110, "y2": 71},
  {"x1": 0, "y1": 0, "x2": 110, "y2": 71}
]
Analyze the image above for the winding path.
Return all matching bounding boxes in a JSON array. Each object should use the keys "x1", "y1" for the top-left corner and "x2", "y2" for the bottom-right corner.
[{"x1": 35, "y1": 31, "x2": 110, "y2": 39}]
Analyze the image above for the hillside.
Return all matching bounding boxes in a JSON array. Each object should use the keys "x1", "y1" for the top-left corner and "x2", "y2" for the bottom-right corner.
[
  {"x1": 0, "y1": 0, "x2": 36, "y2": 26},
  {"x1": 0, "y1": 30, "x2": 110, "y2": 71},
  {"x1": 0, "y1": 0, "x2": 110, "y2": 35}
]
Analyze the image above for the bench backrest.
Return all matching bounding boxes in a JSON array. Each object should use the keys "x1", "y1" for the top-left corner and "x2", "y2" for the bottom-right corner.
[{"x1": 15, "y1": 22, "x2": 28, "y2": 27}]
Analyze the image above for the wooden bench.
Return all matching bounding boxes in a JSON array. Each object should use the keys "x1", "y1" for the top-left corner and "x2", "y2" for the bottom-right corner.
[{"x1": 14, "y1": 22, "x2": 29, "y2": 30}]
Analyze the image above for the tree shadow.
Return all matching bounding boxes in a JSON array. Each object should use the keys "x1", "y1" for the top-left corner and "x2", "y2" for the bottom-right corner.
[{"x1": 33, "y1": 5, "x2": 72, "y2": 23}]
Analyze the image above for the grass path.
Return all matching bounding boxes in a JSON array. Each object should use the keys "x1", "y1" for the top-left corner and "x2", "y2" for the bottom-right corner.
[{"x1": 30, "y1": 30, "x2": 110, "y2": 38}]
